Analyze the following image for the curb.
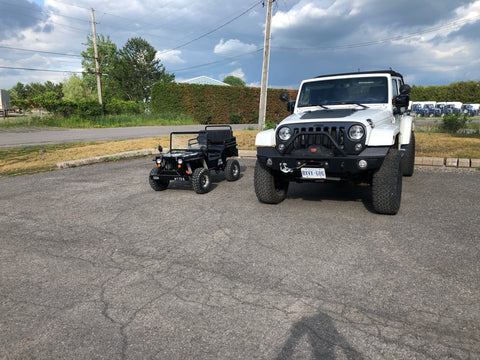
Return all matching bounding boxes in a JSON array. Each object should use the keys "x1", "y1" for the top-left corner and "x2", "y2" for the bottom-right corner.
[
  {"x1": 57, "y1": 149, "x2": 480, "y2": 170},
  {"x1": 56, "y1": 149, "x2": 159, "y2": 169},
  {"x1": 415, "y1": 157, "x2": 480, "y2": 170}
]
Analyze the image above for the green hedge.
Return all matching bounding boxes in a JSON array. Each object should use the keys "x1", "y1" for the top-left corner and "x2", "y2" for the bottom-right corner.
[
  {"x1": 150, "y1": 82, "x2": 297, "y2": 124},
  {"x1": 10, "y1": 99, "x2": 145, "y2": 118}
]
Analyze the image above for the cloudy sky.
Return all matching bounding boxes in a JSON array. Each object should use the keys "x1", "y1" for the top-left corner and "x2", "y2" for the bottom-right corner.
[{"x1": 1, "y1": 0, "x2": 480, "y2": 91}]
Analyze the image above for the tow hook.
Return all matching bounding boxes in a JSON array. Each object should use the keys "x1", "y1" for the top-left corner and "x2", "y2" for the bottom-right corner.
[{"x1": 280, "y1": 162, "x2": 293, "y2": 173}]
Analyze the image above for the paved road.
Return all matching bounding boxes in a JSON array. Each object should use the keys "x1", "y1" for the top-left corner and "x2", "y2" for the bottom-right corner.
[
  {"x1": 0, "y1": 124, "x2": 256, "y2": 148},
  {"x1": 1, "y1": 159, "x2": 479, "y2": 359}
]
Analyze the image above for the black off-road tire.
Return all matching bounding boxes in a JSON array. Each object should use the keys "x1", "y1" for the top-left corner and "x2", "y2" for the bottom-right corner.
[
  {"x1": 372, "y1": 149, "x2": 402, "y2": 215},
  {"x1": 254, "y1": 160, "x2": 289, "y2": 204},
  {"x1": 401, "y1": 131, "x2": 415, "y2": 177},
  {"x1": 225, "y1": 159, "x2": 240, "y2": 181},
  {"x1": 149, "y1": 168, "x2": 169, "y2": 191},
  {"x1": 192, "y1": 167, "x2": 211, "y2": 194}
]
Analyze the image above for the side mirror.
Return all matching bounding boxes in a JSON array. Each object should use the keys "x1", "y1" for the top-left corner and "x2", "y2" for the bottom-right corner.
[
  {"x1": 400, "y1": 84, "x2": 411, "y2": 95},
  {"x1": 287, "y1": 100, "x2": 295, "y2": 114},
  {"x1": 394, "y1": 95, "x2": 409, "y2": 114},
  {"x1": 279, "y1": 92, "x2": 289, "y2": 102},
  {"x1": 158, "y1": 145, "x2": 163, "y2": 153}
]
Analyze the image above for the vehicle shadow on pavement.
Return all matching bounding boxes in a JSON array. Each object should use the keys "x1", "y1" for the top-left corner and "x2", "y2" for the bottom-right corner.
[
  {"x1": 275, "y1": 311, "x2": 364, "y2": 359},
  {"x1": 164, "y1": 166, "x2": 247, "y2": 192},
  {"x1": 287, "y1": 181, "x2": 375, "y2": 213}
]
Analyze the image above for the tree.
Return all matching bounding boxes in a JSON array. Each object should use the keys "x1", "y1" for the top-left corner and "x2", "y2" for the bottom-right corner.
[
  {"x1": 111, "y1": 37, "x2": 174, "y2": 102},
  {"x1": 81, "y1": 34, "x2": 119, "y2": 101},
  {"x1": 63, "y1": 75, "x2": 91, "y2": 100},
  {"x1": 223, "y1": 76, "x2": 245, "y2": 87},
  {"x1": 9, "y1": 82, "x2": 27, "y2": 100}
]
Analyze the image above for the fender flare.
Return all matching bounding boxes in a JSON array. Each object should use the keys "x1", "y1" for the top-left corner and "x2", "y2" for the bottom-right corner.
[
  {"x1": 367, "y1": 125, "x2": 399, "y2": 146},
  {"x1": 398, "y1": 115, "x2": 414, "y2": 145}
]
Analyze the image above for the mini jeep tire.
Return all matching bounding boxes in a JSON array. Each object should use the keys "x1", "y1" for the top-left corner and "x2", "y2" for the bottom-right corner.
[
  {"x1": 401, "y1": 131, "x2": 415, "y2": 177},
  {"x1": 192, "y1": 167, "x2": 211, "y2": 194},
  {"x1": 225, "y1": 159, "x2": 240, "y2": 181},
  {"x1": 372, "y1": 149, "x2": 402, "y2": 215},
  {"x1": 254, "y1": 160, "x2": 289, "y2": 204},
  {"x1": 149, "y1": 168, "x2": 169, "y2": 191}
]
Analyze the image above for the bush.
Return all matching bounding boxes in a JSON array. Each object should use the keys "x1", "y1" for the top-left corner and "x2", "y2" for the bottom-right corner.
[
  {"x1": 105, "y1": 100, "x2": 145, "y2": 115},
  {"x1": 442, "y1": 113, "x2": 471, "y2": 133}
]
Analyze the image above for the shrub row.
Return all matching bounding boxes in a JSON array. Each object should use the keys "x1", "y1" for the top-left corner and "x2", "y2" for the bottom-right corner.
[
  {"x1": 10, "y1": 99, "x2": 145, "y2": 118},
  {"x1": 150, "y1": 82, "x2": 298, "y2": 124}
]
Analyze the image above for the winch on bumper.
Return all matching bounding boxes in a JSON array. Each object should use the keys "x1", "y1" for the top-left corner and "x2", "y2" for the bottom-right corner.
[{"x1": 257, "y1": 124, "x2": 389, "y2": 180}]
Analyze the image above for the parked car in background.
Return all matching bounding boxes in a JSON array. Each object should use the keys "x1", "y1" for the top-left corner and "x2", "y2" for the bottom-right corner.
[
  {"x1": 444, "y1": 102, "x2": 463, "y2": 115},
  {"x1": 462, "y1": 104, "x2": 479, "y2": 116}
]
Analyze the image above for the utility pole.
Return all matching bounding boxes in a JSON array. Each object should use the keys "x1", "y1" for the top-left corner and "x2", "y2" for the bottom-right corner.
[
  {"x1": 91, "y1": 8, "x2": 102, "y2": 105},
  {"x1": 258, "y1": 0, "x2": 274, "y2": 130}
]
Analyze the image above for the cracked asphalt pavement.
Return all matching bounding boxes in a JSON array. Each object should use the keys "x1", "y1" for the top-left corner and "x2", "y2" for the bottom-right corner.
[{"x1": 1, "y1": 159, "x2": 479, "y2": 359}]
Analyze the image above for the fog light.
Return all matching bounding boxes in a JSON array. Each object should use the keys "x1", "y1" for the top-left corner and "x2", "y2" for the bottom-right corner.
[
  {"x1": 266, "y1": 158, "x2": 273, "y2": 166},
  {"x1": 358, "y1": 159, "x2": 368, "y2": 169},
  {"x1": 355, "y1": 143, "x2": 363, "y2": 152},
  {"x1": 278, "y1": 143, "x2": 286, "y2": 152}
]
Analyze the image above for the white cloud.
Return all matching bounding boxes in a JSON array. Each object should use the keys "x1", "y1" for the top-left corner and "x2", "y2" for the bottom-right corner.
[
  {"x1": 156, "y1": 50, "x2": 185, "y2": 65},
  {"x1": 228, "y1": 68, "x2": 245, "y2": 80},
  {"x1": 214, "y1": 39, "x2": 257, "y2": 56}
]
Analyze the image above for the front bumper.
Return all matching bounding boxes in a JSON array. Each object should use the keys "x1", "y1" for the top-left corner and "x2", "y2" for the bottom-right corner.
[{"x1": 256, "y1": 146, "x2": 390, "y2": 180}]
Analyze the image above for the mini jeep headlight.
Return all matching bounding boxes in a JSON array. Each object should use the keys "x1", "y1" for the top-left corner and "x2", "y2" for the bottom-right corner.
[
  {"x1": 348, "y1": 125, "x2": 365, "y2": 141},
  {"x1": 177, "y1": 158, "x2": 183, "y2": 164},
  {"x1": 278, "y1": 127, "x2": 292, "y2": 141}
]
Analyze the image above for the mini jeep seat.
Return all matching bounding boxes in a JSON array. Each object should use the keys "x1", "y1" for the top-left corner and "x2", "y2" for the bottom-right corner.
[{"x1": 206, "y1": 129, "x2": 233, "y2": 144}]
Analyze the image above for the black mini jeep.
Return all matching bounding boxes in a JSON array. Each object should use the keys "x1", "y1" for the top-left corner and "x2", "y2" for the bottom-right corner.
[{"x1": 149, "y1": 125, "x2": 240, "y2": 194}]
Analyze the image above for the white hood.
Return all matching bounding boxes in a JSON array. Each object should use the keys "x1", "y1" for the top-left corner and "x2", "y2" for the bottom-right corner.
[{"x1": 280, "y1": 107, "x2": 393, "y2": 128}]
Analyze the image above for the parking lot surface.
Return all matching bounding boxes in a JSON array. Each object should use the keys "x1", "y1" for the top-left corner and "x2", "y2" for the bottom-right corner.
[{"x1": 1, "y1": 159, "x2": 479, "y2": 359}]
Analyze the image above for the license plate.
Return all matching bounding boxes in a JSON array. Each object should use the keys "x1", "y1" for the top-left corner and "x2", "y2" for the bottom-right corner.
[{"x1": 301, "y1": 167, "x2": 326, "y2": 179}]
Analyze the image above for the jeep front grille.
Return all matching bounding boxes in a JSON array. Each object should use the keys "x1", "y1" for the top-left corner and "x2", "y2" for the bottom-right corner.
[{"x1": 291, "y1": 126, "x2": 345, "y2": 150}]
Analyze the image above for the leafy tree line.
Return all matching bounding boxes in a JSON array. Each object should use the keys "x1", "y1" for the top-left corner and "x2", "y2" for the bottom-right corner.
[
  {"x1": 410, "y1": 81, "x2": 480, "y2": 103},
  {"x1": 8, "y1": 35, "x2": 174, "y2": 107}
]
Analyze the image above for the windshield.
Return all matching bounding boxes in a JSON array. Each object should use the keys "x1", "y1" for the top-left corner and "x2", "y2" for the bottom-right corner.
[
  {"x1": 170, "y1": 131, "x2": 206, "y2": 152},
  {"x1": 298, "y1": 76, "x2": 388, "y2": 107}
]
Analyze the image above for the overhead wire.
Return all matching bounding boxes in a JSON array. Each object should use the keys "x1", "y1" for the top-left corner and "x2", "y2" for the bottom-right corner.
[
  {"x1": 0, "y1": 65, "x2": 82, "y2": 74},
  {"x1": 157, "y1": 0, "x2": 263, "y2": 55},
  {"x1": 171, "y1": 48, "x2": 264, "y2": 73},
  {"x1": 272, "y1": 14, "x2": 480, "y2": 51},
  {"x1": 0, "y1": 0, "x2": 90, "y2": 33},
  {"x1": 0, "y1": 45, "x2": 82, "y2": 58}
]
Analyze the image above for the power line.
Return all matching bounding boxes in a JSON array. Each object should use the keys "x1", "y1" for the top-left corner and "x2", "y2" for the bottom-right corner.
[
  {"x1": 272, "y1": 14, "x2": 480, "y2": 51},
  {"x1": 0, "y1": 65, "x2": 82, "y2": 74},
  {"x1": 0, "y1": 1, "x2": 89, "y2": 33},
  {"x1": 171, "y1": 48, "x2": 263, "y2": 73},
  {"x1": 0, "y1": 45, "x2": 82, "y2": 58},
  {"x1": 157, "y1": 0, "x2": 263, "y2": 55}
]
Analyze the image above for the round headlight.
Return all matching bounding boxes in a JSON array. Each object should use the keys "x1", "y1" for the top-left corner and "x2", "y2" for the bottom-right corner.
[
  {"x1": 278, "y1": 127, "x2": 292, "y2": 141},
  {"x1": 348, "y1": 125, "x2": 365, "y2": 140}
]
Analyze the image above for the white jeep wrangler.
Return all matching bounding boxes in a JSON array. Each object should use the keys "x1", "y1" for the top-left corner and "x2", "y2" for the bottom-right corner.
[{"x1": 254, "y1": 70, "x2": 415, "y2": 215}]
